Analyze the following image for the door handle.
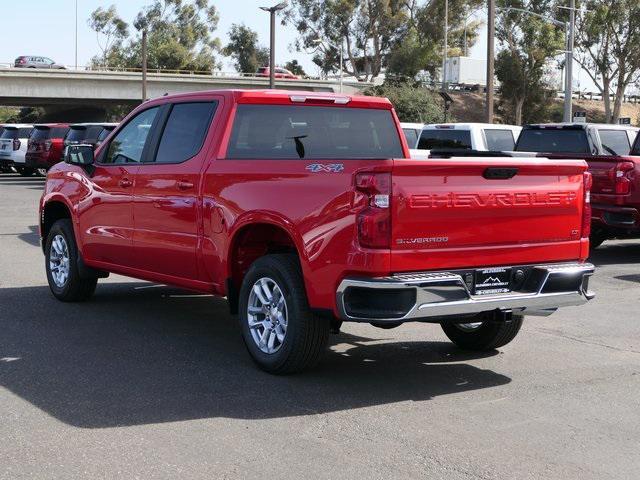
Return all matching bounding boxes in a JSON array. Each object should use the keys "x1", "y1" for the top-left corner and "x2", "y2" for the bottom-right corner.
[
  {"x1": 119, "y1": 178, "x2": 133, "y2": 188},
  {"x1": 177, "y1": 180, "x2": 194, "y2": 190}
]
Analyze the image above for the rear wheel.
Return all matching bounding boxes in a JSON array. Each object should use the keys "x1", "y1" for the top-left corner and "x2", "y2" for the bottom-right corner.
[
  {"x1": 589, "y1": 231, "x2": 608, "y2": 250},
  {"x1": 16, "y1": 167, "x2": 34, "y2": 177},
  {"x1": 441, "y1": 314, "x2": 523, "y2": 350},
  {"x1": 238, "y1": 254, "x2": 330, "y2": 374},
  {"x1": 45, "y1": 219, "x2": 97, "y2": 302}
]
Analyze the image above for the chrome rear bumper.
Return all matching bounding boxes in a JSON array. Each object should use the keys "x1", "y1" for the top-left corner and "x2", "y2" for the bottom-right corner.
[{"x1": 336, "y1": 263, "x2": 595, "y2": 322}]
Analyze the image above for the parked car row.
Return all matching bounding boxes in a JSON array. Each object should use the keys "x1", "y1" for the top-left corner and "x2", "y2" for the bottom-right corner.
[
  {"x1": 403, "y1": 120, "x2": 640, "y2": 250},
  {"x1": 0, "y1": 122, "x2": 116, "y2": 176}
]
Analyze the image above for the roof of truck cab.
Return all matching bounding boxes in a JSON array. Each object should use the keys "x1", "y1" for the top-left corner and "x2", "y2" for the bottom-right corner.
[
  {"x1": 148, "y1": 89, "x2": 394, "y2": 109},
  {"x1": 525, "y1": 123, "x2": 639, "y2": 131},
  {"x1": 1, "y1": 123, "x2": 33, "y2": 129},
  {"x1": 33, "y1": 123, "x2": 70, "y2": 128},
  {"x1": 423, "y1": 122, "x2": 521, "y2": 131}
]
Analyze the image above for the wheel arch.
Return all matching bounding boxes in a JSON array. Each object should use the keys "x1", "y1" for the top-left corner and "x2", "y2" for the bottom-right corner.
[
  {"x1": 225, "y1": 215, "x2": 307, "y2": 314},
  {"x1": 40, "y1": 197, "x2": 75, "y2": 253}
]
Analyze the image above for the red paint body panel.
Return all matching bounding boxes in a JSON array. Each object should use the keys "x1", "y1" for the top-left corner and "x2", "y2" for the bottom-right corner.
[
  {"x1": 40, "y1": 89, "x2": 590, "y2": 318},
  {"x1": 25, "y1": 123, "x2": 69, "y2": 169},
  {"x1": 541, "y1": 152, "x2": 640, "y2": 235}
]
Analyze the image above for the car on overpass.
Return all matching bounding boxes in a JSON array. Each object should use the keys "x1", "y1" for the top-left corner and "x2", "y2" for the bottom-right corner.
[
  {"x1": 14, "y1": 56, "x2": 65, "y2": 69},
  {"x1": 255, "y1": 66, "x2": 299, "y2": 79}
]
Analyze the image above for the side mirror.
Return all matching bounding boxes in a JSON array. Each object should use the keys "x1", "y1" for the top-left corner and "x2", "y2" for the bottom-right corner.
[{"x1": 65, "y1": 144, "x2": 94, "y2": 166}]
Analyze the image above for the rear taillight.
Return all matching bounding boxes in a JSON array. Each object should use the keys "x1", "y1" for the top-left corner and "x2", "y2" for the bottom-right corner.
[
  {"x1": 610, "y1": 161, "x2": 635, "y2": 195},
  {"x1": 44, "y1": 140, "x2": 52, "y2": 152},
  {"x1": 355, "y1": 172, "x2": 391, "y2": 249},
  {"x1": 582, "y1": 171, "x2": 592, "y2": 238},
  {"x1": 12, "y1": 139, "x2": 20, "y2": 151}
]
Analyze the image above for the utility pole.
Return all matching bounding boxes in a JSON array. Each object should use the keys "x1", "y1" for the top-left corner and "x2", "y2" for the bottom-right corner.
[
  {"x1": 563, "y1": 0, "x2": 576, "y2": 122},
  {"x1": 442, "y1": 0, "x2": 448, "y2": 89},
  {"x1": 142, "y1": 30, "x2": 148, "y2": 102},
  {"x1": 486, "y1": 0, "x2": 495, "y2": 123},
  {"x1": 260, "y1": 2, "x2": 287, "y2": 90}
]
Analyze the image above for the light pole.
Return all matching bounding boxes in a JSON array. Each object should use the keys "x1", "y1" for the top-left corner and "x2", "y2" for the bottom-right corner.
[
  {"x1": 564, "y1": 0, "x2": 576, "y2": 123},
  {"x1": 499, "y1": 6, "x2": 574, "y2": 122},
  {"x1": 260, "y1": 2, "x2": 287, "y2": 89},
  {"x1": 74, "y1": 0, "x2": 78, "y2": 70},
  {"x1": 142, "y1": 30, "x2": 148, "y2": 101},
  {"x1": 442, "y1": 0, "x2": 448, "y2": 89},
  {"x1": 486, "y1": 0, "x2": 495, "y2": 123}
]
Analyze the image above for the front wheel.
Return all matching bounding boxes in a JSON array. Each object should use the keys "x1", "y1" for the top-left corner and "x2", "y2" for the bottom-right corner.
[
  {"x1": 45, "y1": 219, "x2": 97, "y2": 302},
  {"x1": 441, "y1": 314, "x2": 524, "y2": 351},
  {"x1": 238, "y1": 254, "x2": 330, "y2": 374}
]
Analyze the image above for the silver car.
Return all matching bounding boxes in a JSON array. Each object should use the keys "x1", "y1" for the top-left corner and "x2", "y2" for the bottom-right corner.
[{"x1": 14, "y1": 56, "x2": 65, "y2": 69}]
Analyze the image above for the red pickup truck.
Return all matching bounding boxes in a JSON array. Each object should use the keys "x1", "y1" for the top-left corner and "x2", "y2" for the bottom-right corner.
[
  {"x1": 515, "y1": 123, "x2": 640, "y2": 248},
  {"x1": 39, "y1": 90, "x2": 594, "y2": 373}
]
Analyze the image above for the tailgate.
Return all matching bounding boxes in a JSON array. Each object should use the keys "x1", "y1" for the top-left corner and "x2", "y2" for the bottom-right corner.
[{"x1": 390, "y1": 158, "x2": 588, "y2": 271}]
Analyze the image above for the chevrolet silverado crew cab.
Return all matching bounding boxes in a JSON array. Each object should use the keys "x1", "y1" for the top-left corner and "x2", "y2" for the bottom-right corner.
[
  {"x1": 516, "y1": 123, "x2": 640, "y2": 248},
  {"x1": 40, "y1": 90, "x2": 595, "y2": 373}
]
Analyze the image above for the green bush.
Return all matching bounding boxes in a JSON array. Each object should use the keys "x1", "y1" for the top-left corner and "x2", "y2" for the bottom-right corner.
[{"x1": 363, "y1": 84, "x2": 447, "y2": 123}]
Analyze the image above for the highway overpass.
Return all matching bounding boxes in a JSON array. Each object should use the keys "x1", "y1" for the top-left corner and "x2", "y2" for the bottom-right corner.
[{"x1": 0, "y1": 68, "x2": 368, "y2": 108}]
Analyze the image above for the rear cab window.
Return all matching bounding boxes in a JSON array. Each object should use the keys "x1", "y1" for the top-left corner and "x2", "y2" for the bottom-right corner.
[
  {"x1": 598, "y1": 129, "x2": 631, "y2": 155},
  {"x1": 30, "y1": 127, "x2": 52, "y2": 141},
  {"x1": 226, "y1": 105, "x2": 403, "y2": 159},
  {"x1": 484, "y1": 129, "x2": 515, "y2": 151},
  {"x1": 516, "y1": 128, "x2": 590, "y2": 153},
  {"x1": 0, "y1": 128, "x2": 20, "y2": 140},
  {"x1": 418, "y1": 129, "x2": 472, "y2": 150},
  {"x1": 152, "y1": 102, "x2": 217, "y2": 163},
  {"x1": 402, "y1": 128, "x2": 419, "y2": 148}
]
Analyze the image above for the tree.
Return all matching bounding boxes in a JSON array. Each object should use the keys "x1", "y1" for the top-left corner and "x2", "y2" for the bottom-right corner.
[
  {"x1": 572, "y1": 0, "x2": 640, "y2": 123},
  {"x1": 495, "y1": 0, "x2": 564, "y2": 125},
  {"x1": 284, "y1": 0, "x2": 408, "y2": 81},
  {"x1": 364, "y1": 84, "x2": 445, "y2": 123},
  {"x1": 224, "y1": 24, "x2": 269, "y2": 73},
  {"x1": 284, "y1": 59, "x2": 306, "y2": 76},
  {"x1": 87, "y1": 5, "x2": 129, "y2": 67},
  {"x1": 285, "y1": 0, "x2": 483, "y2": 82},
  {"x1": 88, "y1": 0, "x2": 222, "y2": 72}
]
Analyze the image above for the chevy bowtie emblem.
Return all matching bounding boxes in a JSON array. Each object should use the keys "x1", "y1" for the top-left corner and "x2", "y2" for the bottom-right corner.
[{"x1": 306, "y1": 163, "x2": 344, "y2": 173}]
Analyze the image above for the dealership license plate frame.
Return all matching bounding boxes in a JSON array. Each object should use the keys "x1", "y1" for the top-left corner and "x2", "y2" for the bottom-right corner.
[{"x1": 474, "y1": 267, "x2": 512, "y2": 296}]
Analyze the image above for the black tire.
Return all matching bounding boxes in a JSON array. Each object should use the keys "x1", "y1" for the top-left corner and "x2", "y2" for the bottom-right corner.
[
  {"x1": 441, "y1": 315, "x2": 524, "y2": 351},
  {"x1": 45, "y1": 219, "x2": 97, "y2": 302},
  {"x1": 17, "y1": 167, "x2": 34, "y2": 177},
  {"x1": 589, "y1": 231, "x2": 607, "y2": 250},
  {"x1": 238, "y1": 254, "x2": 330, "y2": 374}
]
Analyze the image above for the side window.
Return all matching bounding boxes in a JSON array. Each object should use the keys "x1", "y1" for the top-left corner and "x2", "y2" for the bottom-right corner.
[
  {"x1": 103, "y1": 107, "x2": 159, "y2": 164},
  {"x1": 152, "y1": 102, "x2": 216, "y2": 164},
  {"x1": 402, "y1": 128, "x2": 419, "y2": 148},
  {"x1": 484, "y1": 129, "x2": 515, "y2": 151},
  {"x1": 598, "y1": 129, "x2": 630, "y2": 156}
]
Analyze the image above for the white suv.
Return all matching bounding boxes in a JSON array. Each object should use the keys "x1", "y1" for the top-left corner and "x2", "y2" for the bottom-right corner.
[{"x1": 0, "y1": 124, "x2": 35, "y2": 176}]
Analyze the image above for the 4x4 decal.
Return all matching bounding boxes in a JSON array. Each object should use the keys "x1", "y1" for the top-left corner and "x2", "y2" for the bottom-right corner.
[{"x1": 305, "y1": 163, "x2": 344, "y2": 173}]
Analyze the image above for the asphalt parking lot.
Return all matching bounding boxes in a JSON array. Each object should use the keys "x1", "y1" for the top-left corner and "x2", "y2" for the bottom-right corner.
[{"x1": 1, "y1": 172, "x2": 639, "y2": 480}]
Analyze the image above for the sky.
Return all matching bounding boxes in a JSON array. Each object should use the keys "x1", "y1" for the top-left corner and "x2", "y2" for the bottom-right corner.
[
  {"x1": 0, "y1": 0, "x2": 489, "y2": 75},
  {"x1": 0, "y1": 0, "x2": 597, "y2": 91}
]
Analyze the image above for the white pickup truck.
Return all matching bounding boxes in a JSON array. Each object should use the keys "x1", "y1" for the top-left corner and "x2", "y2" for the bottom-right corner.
[{"x1": 412, "y1": 123, "x2": 522, "y2": 159}]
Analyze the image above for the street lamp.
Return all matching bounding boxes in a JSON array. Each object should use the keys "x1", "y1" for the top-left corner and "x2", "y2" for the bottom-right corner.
[
  {"x1": 311, "y1": 38, "x2": 344, "y2": 93},
  {"x1": 499, "y1": 6, "x2": 575, "y2": 122},
  {"x1": 260, "y1": 1, "x2": 288, "y2": 89}
]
